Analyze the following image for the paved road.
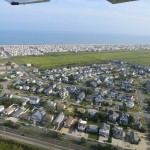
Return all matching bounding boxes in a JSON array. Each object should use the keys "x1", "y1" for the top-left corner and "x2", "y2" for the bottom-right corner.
[
  {"x1": 135, "y1": 89, "x2": 150, "y2": 147},
  {"x1": 0, "y1": 126, "x2": 91, "y2": 150}
]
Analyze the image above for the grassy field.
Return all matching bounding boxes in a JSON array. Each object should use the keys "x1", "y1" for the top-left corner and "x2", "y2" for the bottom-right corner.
[{"x1": 1, "y1": 50, "x2": 150, "y2": 69}]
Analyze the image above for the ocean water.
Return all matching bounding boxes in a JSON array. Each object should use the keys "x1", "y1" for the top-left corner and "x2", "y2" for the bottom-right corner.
[{"x1": 0, "y1": 31, "x2": 150, "y2": 45}]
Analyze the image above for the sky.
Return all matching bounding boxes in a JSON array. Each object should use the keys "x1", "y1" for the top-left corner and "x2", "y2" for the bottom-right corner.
[{"x1": 0, "y1": 0, "x2": 150, "y2": 43}]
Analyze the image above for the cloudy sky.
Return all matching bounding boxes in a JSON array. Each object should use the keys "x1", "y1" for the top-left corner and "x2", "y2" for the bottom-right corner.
[{"x1": 0, "y1": 0, "x2": 150, "y2": 36}]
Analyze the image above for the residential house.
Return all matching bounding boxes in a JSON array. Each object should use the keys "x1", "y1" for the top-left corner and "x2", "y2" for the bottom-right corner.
[
  {"x1": 113, "y1": 126, "x2": 123, "y2": 139},
  {"x1": 12, "y1": 107, "x2": 26, "y2": 118},
  {"x1": 87, "y1": 109, "x2": 98, "y2": 117},
  {"x1": 86, "y1": 125, "x2": 98, "y2": 134},
  {"x1": 19, "y1": 113, "x2": 31, "y2": 121},
  {"x1": 37, "y1": 87, "x2": 44, "y2": 93},
  {"x1": 99, "y1": 123, "x2": 110, "y2": 137},
  {"x1": 64, "y1": 116, "x2": 75, "y2": 128},
  {"x1": 90, "y1": 81, "x2": 97, "y2": 88},
  {"x1": 14, "y1": 71, "x2": 23, "y2": 77},
  {"x1": 36, "y1": 81, "x2": 43, "y2": 86},
  {"x1": 128, "y1": 131, "x2": 140, "y2": 144},
  {"x1": 78, "y1": 119, "x2": 87, "y2": 132},
  {"x1": 31, "y1": 109, "x2": 46, "y2": 123},
  {"x1": 85, "y1": 95, "x2": 93, "y2": 102},
  {"x1": 33, "y1": 68, "x2": 39, "y2": 73},
  {"x1": 95, "y1": 95, "x2": 103, "y2": 103},
  {"x1": 77, "y1": 92, "x2": 85, "y2": 101},
  {"x1": 29, "y1": 97, "x2": 40, "y2": 104},
  {"x1": 59, "y1": 89, "x2": 69, "y2": 99},
  {"x1": 44, "y1": 88, "x2": 53, "y2": 95},
  {"x1": 4, "y1": 104, "x2": 18, "y2": 115},
  {"x1": 47, "y1": 100, "x2": 56, "y2": 109},
  {"x1": 115, "y1": 102, "x2": 123, "y2": 107},
  {"x1": 76, "y1": 108, "x2": 86, "y2": 114},
  {"x1": 119, "y1": 112, "x2": 129, "y2": 125},
  {"x1": 3, "y1": 93, "x2": 13, "y2": 98},
  {"x1": 20, "y1": 97, "x2": 29, "y2": 103},
  {"x1": 26, "y1": 64, "x2": 31, "y2": 67},
  {"x1": 53, "y1": 113, "x2": 65, "y2": 126},
  {"x1": 48, "y1": 82, "x2": 56, "y2": 89},
  {"x1": 56, "y1": 103, "x2": 66, "y2": 110},
  {"x1": 109, "y1": 110, "x2": 119, "y2": 123},
  {"x1": 16, "y1": 86, "x2": 23, "y2": 90},
  {"x1": 42, "y1": 113, "x2": 54, "y2": 125},
  {"x1": 22, "y1": 85, "x2": 30, "y2": 91},
  {"x1": 126, "y1": 99, "x2": 134, "y2": 108},
  {"x1": 68, "y1": 86, "x2": 76, "y2": 94}
]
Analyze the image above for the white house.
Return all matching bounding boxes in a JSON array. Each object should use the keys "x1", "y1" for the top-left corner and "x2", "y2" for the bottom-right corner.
[
  {"x1": 99, "y1": 123, "x2": 110, "y2": 137},
  {"x1": 26, "y1": 64, "x2": 31, "y2": 67},
  {"x1": 29, "y1": 97, "x2": 40, "y2": 104},
  {"x1": 126, "y1": 100, "x2": 134, "y2": 108},
  {"x1": 47, "y1": 100, "x2": 56, "y2": 109},
  {"x1": 78, "y1": 119, "x2": 87, "y2": 131},
  {"x1": 87, "y1": 109, "x2": 98, "y2": 117},
  {"x1": 22, "y1": 85, "x2": 30, "y2": 91}
]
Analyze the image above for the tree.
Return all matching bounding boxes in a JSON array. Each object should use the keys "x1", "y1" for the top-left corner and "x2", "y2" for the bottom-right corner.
[
  {"x1": 0, "y1": 98, "x2": 22, "y2": 107},
  {"x1": 68, "y1": 75, "x2": 75, "y2": 84},
  {"x1": 99, "y1": 112, "x2": 107, "y2": 122},
  {"x1": 85, "y1": 88, "x2": 93, "y2": 95},
  {"x1": 107, "y1": 136, "x2": 112, "y2": 143},
  {"x1": 128, "y1": 115, "x2": 134, "y2": 126},
  {"x1": 4, "y1": 120, "x2": 20, "y2": 129},
  {"x1": 139, "y1": 127, "x2": 146, "y2": 133},
  {"x1": 40, "y1": 100, "x2": 47, "y2": 108},
  {"x1": 80, "y1": 137, "x2": 87, "y2": 145}
]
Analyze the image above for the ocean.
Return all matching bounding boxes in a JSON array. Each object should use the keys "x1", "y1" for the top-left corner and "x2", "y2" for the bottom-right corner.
[{"x1": 0, "y1": 31, "x2": 150, "y2": 45}]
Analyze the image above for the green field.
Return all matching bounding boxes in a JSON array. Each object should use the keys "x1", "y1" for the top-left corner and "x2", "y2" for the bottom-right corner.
[{"x1": 1, "y1": 50, "x2": 150, "y2": 69}]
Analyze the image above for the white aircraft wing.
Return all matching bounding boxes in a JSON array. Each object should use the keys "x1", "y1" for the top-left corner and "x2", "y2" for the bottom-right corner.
[{"x1": 4, "y1": 0, "x2": 50, "y2": 5}]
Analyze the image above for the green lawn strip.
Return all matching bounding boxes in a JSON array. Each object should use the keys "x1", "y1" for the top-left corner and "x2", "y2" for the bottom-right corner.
[
  {"x1": 19, "y1": 128, "x2": 41, "y2": 136},
  {"x1": 127, "y1": 103, "x2": 140, "y2": 113},
  {"x1": 140, "y1": 118, "x2": 147, "y2": 131},
  {"x1": 87, "y1": 120, "x2": 100, "y2": 126},
  {"x1": 88, "y1": 134, "x2": 99, "y2": 140}
]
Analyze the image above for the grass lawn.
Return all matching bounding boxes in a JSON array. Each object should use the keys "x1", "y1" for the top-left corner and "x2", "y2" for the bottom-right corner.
[
  {"x1": 140, "y1": 118, "x2": 147, "y2": 130},
  {"x1": 87, "y1": 120, "x2": 101, "y2": 126},
  {"x1": 63, "y1": 109, "x2": 74, "y2": 116},
  {"x1": 19, "y1": 128, "x2": 41, "y2": 136},
  {"x1": 127, "y1": 103, "x2": 140, "y2": 112},
  {"x1": 3, "y1": 50, "x2": 150, "y2": 69},
  {"x1": 88, "y1": 134, "x2": 99, "y2": 140}
]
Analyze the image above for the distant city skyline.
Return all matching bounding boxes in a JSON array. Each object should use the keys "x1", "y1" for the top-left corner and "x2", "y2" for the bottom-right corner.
[{"x1": 0, "y1": 0, "x2": 150, "y2": 44}]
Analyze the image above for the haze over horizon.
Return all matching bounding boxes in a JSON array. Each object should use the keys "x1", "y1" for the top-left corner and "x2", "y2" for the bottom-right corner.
[{"x1": 0, "y1": 0, "x2": 150, "y2": 44}]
